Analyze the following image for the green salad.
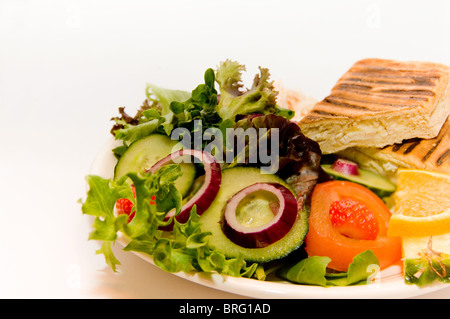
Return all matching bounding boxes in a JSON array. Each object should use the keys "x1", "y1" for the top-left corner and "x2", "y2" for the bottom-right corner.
[{"x1": 81, "y1": 60, "x2": 382, "y2": 287}]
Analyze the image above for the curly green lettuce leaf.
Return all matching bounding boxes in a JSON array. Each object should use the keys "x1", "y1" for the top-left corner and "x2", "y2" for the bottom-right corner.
[
  {"x1": 278, "y1": 250, "x2": 380, "y2": 287},
  {"x1": 110, "y1": 68, "x2": 220, "y2": 148},
  {"x1": 82, "y1": 165, "x2": 256, "y2": 278},
  {"x1": 110, "y1": 61, "x2": 294, "y2": 153},
  {"x1": 111, "y1": 85, "x2": 190, "y2": 145},
  {"x1": 81, "y1": 175, "x2": 131, "y2": 271},
  {"x1": 146, "y1": 83, "x2": 191, "y2": 117},
  {"x1": 161, "y1": 68, "x2": 220, "y2": 137},
  {"x1": 95, "y1": 241, "x2": 122, "y2": 272},
  {"x1": 215, "y1": 60, "x2": 279, "y2": 121},
  {"x1": 81, "y1": 166, "x2": 182, "y2": 271},
  {"x1": 123, "y1": 208, "x2": 257, "y2": 277},
  {"x1": 82, "y1": 175, "x2": 131, "y2": 240},
  {"x1": 115, "y1": 119, "x2": 162, "y2": 147}
]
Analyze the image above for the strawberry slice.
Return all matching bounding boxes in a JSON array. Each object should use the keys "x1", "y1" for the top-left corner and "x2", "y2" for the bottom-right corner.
[
  {"x1": 115, "y1": 185, "x2": 156, "y2": 223},
  {"x1": 329, "y1": 198, "x2": 379, "y2": 240},
  {"x1": 115, "y1": 198, "x2": 135, "y2": 223}
]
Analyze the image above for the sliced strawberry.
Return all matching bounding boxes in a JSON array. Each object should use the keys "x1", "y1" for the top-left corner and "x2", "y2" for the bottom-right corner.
[
  {"x1": 115, "y1": 185, "x2": 156, "y2": 223},
  {"x1": 329, "y1": 198, "x2": 379, "y2": 240},
  {"x1": 115, "y1": 198, "x2": 135, "y2": 223}
]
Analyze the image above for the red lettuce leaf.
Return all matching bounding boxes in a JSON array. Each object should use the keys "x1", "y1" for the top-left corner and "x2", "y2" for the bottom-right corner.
[{"x1": 231, "y1": 114, "x2": 324, "y2": 207}]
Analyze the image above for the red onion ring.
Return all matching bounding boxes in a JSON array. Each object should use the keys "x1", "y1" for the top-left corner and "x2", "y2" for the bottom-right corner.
[
  {"x1": 222, "y1": 183, "x2": 298, "y2": 248},
  {"x1": 149, "y1": 149, "x2": 221, "y2": 231},
  {"x1": 331, "y1": 159, "x2": 360, "y2": 176}
]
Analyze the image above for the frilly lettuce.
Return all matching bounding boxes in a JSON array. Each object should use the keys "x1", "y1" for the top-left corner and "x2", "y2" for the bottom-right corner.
[
  {"x1": 110, "y1": 68, "x2": 220, "y2": 150},
  {"x1": 110, "y1": 61, "x2": 293, "y2": 152},
  {"x1": 81, "y1": 165, "x2": 257, "y2": 277},
  {"x1": 215, "y1": 60, "x2": 280, "y2": 121}
]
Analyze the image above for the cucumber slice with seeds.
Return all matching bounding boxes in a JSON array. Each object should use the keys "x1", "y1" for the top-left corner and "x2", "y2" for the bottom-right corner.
[
  {"x1": 114, "y1": 134, "x2": 196, "y2": 197},
  {"x1": 199, "y1": 167, "x2": 309, "y2": 263}
]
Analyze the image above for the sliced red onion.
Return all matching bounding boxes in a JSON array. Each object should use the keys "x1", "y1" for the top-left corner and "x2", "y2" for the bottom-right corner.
[
  {"x1": 149, "y1": 149, "x2": 221, "y2": 230},
  {"x1": 222, "y1": 183, "x2": 298, "y2": 248},
  {"x1": 331, "y1": 158, "x2": 360, "y2": 176}
]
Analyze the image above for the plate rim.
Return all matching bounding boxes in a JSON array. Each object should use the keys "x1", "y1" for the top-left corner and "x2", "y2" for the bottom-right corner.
[
  {"x1": 115, "y1": 235, "x2": 446, "y2": 299},
  {"x1": 89, "y1": 137, "x2": 448, "y2": 299}
]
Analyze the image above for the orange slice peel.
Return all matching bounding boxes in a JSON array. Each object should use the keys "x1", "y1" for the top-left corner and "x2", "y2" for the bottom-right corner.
[{"x1": 387, "y1": 169, "x2": 450, "y2": 237}]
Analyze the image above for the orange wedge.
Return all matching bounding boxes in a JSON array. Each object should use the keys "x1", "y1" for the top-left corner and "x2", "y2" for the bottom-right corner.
[{"x1": 388, "y1": 169, "x2": 450, "y2": 237}]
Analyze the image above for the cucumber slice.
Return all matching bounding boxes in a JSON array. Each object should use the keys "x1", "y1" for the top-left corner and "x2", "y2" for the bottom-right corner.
[
  {"x1": 199, "y1": 167, "x2": 309, "y2": 263},
  {"x1": 321, "y1": 164, "x2": 396, "y2": 198},
  {"x1": 114, "y1": 134, "x2": 196, "y2": 196}
]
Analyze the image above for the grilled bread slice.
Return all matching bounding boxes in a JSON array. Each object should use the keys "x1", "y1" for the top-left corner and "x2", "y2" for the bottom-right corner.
[
  {"x1": 338, "y1": 116, "x2": 450, "y2": 182},
  {"x1": 299, "y1": 58, "x2": 450, "y2": 154}
]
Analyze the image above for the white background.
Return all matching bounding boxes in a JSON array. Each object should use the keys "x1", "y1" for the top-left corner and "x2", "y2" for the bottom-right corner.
[{"x1": 0, "y1": 0, "x2": 449, "y2": 298}]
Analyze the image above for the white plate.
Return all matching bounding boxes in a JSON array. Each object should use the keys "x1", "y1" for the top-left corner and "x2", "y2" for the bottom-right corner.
[{"x1": 89, "y1": 138, "x2": 447, "y2": 299}]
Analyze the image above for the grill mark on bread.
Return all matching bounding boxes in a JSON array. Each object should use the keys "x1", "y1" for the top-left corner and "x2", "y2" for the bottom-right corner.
[
  {"x1": 422, "y1": 135, "x2": 445, "y2": 162},
  {"x1": 388, "y1": 140, "x2": 422, "y2": 153},
  {"x1": 413, "y1": 76, "x2": 438, "y2": 86},
  {"x1": 422, "y1": 121, "x2": 449, "y2": 163},
  {"x1": 306, "y1": 97, "x2": 377, "y2": 118},
  {"x1": 436, "y1": 149, "x2": 450, "y2": 166},
  {"x1": 391, "y1": 144, "x2": 402, "y2": 152},
  {"x1": 388, "y1": 138, "x2": 422, "y2": 154},
  {"x1": 309, "y1": 92, "x2": 423, "y2": 119},
  {"x1": 379, "y1": 89, "x2": 435, "y2": 96},
  {"x1": 350, "y1": 62, "x2": 442, "y2": 77},
  {"x1": 309, "y1": 109, "x2": 341, "y2": 117},
  {"x1": 345, "y1": 77, "x2": 436, "y2": 87},
  {"x1": 302, "y1": 114, "x2": 321, "y2": 121},
  {"x1": 350, "y1": 71, "x2": 441, "y2": 80},
  {"x1": 322, "y1": 61, "x2": 441, "y2": 118},
  {"x1": 403, "y1": 139, "x2": 422, "y2": 154},
  {"x1": 334, "y1": 84, "x2": 430, "y2": 101},
  {"x1": 326, "y1": 94, "x2": 420, "y2": 110},
  {"x1": 380, "y1": 116, "x2": 449, "y2": 170},
  {"x1": 323, "y1": 97, "x2": 374, "y2": 111},
  {"x1": 335, "y1": 83, "x2": 373, "y2": 90}
]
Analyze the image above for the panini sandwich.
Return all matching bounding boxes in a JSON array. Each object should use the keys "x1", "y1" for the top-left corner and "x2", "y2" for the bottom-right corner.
[
  {"x1": 338, "y1": 115, "x2": 450, "y2": 182},
  {"x1": 299, "y1": 58, "x2": 450, "y2": 154}
]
